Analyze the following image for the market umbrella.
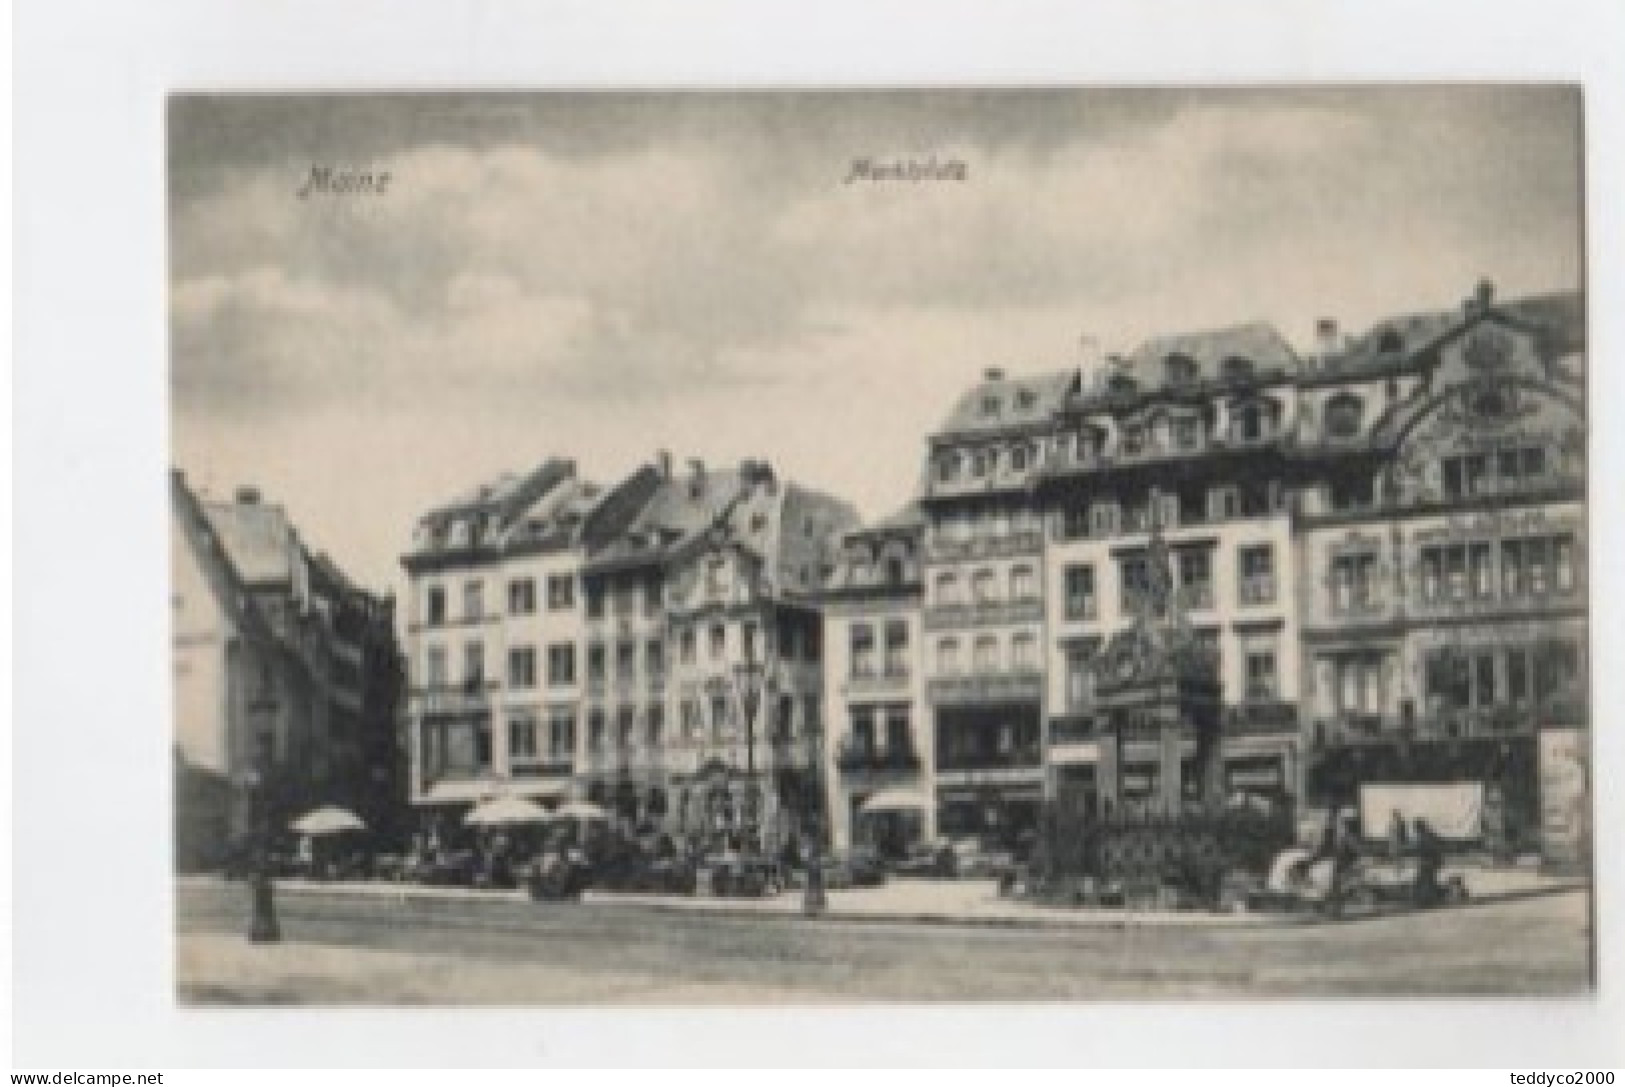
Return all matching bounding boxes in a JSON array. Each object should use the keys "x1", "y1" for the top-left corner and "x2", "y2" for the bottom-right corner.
[
  {"x1": 552, "y1": 799, "x2": 610, "y2": 821},
  {"x1": 464, "y1": 795, "x2": 553, "y2": 827},
  {"x1": 290, "y1": 806, "x2": 366, "y2": 836},
  {"x1": 859, "y1": 787, "x2": 930, "y2": 815}
]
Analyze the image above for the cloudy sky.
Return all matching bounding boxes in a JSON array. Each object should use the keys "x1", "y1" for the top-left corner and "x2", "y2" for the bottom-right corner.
[{"x1": 170, "y1": 87, "x2": 1581, "y2": 597}]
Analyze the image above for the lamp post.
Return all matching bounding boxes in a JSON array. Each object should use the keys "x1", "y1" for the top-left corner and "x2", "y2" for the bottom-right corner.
[{"x1": 239, "y1": 764, "x2": 281, "y2": 943}]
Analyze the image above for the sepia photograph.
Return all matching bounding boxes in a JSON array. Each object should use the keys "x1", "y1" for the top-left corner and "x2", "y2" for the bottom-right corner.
[{"x1": 165, "y1": 86, "x2": 1593, "y2": 1006}]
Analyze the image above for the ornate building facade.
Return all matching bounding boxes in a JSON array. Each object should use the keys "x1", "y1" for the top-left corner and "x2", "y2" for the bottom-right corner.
[{"x1": 819, "y1": 281, "x2": 1585, "y2": 856}]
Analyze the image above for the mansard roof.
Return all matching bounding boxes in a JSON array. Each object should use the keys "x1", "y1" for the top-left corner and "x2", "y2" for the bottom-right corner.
[{"x1": 933, "y1": 368, "x2": 1079, "y2": 441}]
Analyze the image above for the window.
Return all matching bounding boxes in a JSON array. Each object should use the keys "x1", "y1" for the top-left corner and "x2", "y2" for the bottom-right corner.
[
  {"x1": 936, "y1": 638, "x2": 961, "y2": 676},
  {"x1": 937, "y1": 452, "x2": 961, "y2": 483},
  {"x1": 1245, "y1": 652, "x2": 1278, "y2": 701},
  {"x1": 709, "y1": 695, "x2": 728, "y2": 740},
  {"x1": 615, "y1": 640, "x2": 636, "y2": 681},
  {"x1": 850, "y1": 707, "x2": 876, "y2": 753},
  {"x1": 971, "y1": 569, "x2": 999, "y2": 604},
  {"x1": 547, "y1": 707, "x2": 575, "y2": 757},
  {"x1": 1010, "y1": 565, "x2": 1036, "y2": 602},
  {"x1": 884, "y1": 620, "x2": 909, "y2": 677},
  {"x1": 1441, "y1": 453, "x2": 1489, "y2": 499},
  {"x1": 1507, "y1": 651, "x2": 1530, "y2": 705},
  {"x1": 981, "y1": 395, "x2": 1001, "y2": 418},
  {"x1": 425, "y1": 645, "x2": 447, "y2": 687},
  {"x1": 1090, "y1": 501, "x2": 1120, "y2": 537},
  {"x1": 1338, "y1": 654, "x2": 1388, "y2": 714},
  {"x1": 1222, "y1": 357, "x2": 1255, "y2": 383},
  {"x1": 679, "y1": 626, "x2": 696, "y2": 664},
  {"x1": 1065, "y1": 644, "x2": 1096, "y2": 709},
  {"x1": 1323, "y1": 394, "x2": 1363, "y2": 440},
  {"x1": 1238, "y1": 545, "x2": 1275, "y2": 605},
  {"x1": 1233, "y1": 402, "x2": 1267, "y2": 442},
  {"x1": 934, "y1": 572, "x2": 961, "y2": 607},
  {"x1": 1470, "y1": 542, "x2": 1494, "y2": 599},
  {"x1": 1209, "y1": 486, "x2": 1241, "y2": 521},
  {"x1": 646, "y1": 639, "x2": 665, "y2": 679},
  {"x1": 1177, "y1": 549, "x2": 1214, "y2": 610},
  {"x1": 1064, "y1": 564, "x2": 1097, "y2": 620},
  {"x1": 1154, "y1": 491, "x2": 1180, "y2": 530},
  {"x1": 463, "y1": 641, "x2": 484, "y2": 685},
  {"x1": 585, "y1": 583, "x2": 605, "y2": 619},
  {"x1": 709, "y1": 623, "x2": 726, "y2": 660},
  {"x1": 588, "y1": 710, "x2": 605, "y2": 750},
  {"x1": 425, "y1": 585, "x2": 447, "y2": 626},
  {"x1": 463, "y1": 580, "x2": 484, "y2": 621},
  {"x1": 973, "y1": 636, "x2": 1000, "y2": 674},
  {"x1": 1010, "y1": 444, "x2": 1031, "y2": 472},
  {"x1": 547, "y1": 643, "x2": 576, "y2": 686},
  {"x1": 1331, "y1": 553, "x2": 1379, "y2": 612},
  {"x1": 1011, "y1": 633, "x2": 1038, "y2": 672},
  {"x1": 614, "y1": 580, "x2": 636, "y2": 616},
  {"x1": 546, "y1": 574, "x2": 575, "y2": 610},
  {"x1": 680, "y1": 700, "x2": 701, "y2": 739},
  {"x1": 1120, "y1": 424, "x2": 1145, "y2": 457},
  {"x1": 1120, "y1": 555, "x2": 1150, "y2": 612},
  {"x1": 586, "y1": 642, "x2": 606, "y2": 683},
  {"x1": 507, "y1": 646, "x2": 536, "y2": 689},
  {"x1": 617, "y1": 706, "x2": 636, "y2": 749},
  {"x1": 850, "y1": 623, "x2": 876, "y2": 679},
  {"x1": 1554, "y1": 535, "x2": 1577, "y2": 592},
  {"x1": 884, "y1": 708, "x2": 911, "y2": 754},
  {"x1": 507, "y1": 578, "x2": 536, "y2": 615},
  {"x1": 1165, "y1": 354, "x2": 1198, "y2": 386},
  {"x1": 646, "y1": 705, "x2": 665, "y2": 748},
  {"x1": 474, "y1": 718, "x2": 492, "y2": 769},
  {"x1": 508, "y1": 713, "x2": 539, "y2": 761},
  {"x1": 742, "y1": 621, "x2": 760, "y2": 662},
  {"x1": 1173, "y1": 417, "x2": 1201, "y2": 451}
]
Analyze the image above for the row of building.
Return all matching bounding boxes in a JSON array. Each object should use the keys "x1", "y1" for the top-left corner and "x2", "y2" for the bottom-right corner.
[
  {"x1": 395, "y1": 279, "x2": 1586, "y2": 860},
  {"x1": 170, "y1": 278, "x2": 1587, "y2": 867}
]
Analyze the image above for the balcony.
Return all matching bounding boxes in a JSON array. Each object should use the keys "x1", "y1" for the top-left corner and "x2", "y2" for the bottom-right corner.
[
  {"x1": 510, "y1": 756, "x2": 574, "y2": 778},
  {"x1": 937, "y1": 743, "x2": 1043, "y2": 773},
  {"x1": 923, "y1": 597, "x2": 1044, "y2": 630},
  {"x1": 834, "y1": 739, "x2": 922, "y2": 774},
  {"x1": 843, "y1": 669, "x2": 912, "y2": 697},
  {"x1": 927, "y1": 670, "x2": 1044, "y2": 705},
  {"x1": 924, "y1": 530, "x2": 1044, "y2": 563},
  {"x1": 1222, "y1": 700, "x2": 1299, "y2": 737},
  {"x1": 412, "y1": 682, "x2": 495, "y2": 716}
]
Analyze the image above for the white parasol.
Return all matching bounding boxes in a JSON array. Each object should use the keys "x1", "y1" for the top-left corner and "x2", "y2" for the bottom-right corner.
[
  {"x1": 464, "y1": 795, "x2": 553, "y2": 827},
  {"x1": 290, "y1": 806, "x2": 366, "y2": 836}
]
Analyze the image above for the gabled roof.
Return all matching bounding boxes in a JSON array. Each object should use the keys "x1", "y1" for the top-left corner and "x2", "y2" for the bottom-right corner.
[
  {"x1": 171, "y1": 471, "x2": 281, "y2": 653},
  {"x1": 934, "y1": 368, "x2": 1079, "y2": 439},
  {"x1": 1319, "y1": 288, "x2": 1583, "y2": 378}
]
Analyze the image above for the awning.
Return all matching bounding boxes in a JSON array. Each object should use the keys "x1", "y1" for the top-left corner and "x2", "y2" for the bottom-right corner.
[{"x1": 860, "y1": 787, "x2": 931, "y2": 814}]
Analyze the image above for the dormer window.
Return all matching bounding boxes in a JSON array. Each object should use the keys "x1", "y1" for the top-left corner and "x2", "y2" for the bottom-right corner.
[
  {"x1": 1165, "y1": 353, "x2": 1199, "y2": 386},
  {"x1": 1231, "y1": 400, "x2": 1272, "y2": 443},
  {"x1": 1323, "y1": 393, "x2": 1364, "y2": 440},
  {"x1": 1221, "y1": 357, "x2": 1256, "y2": 384},
  {"x1": 1016, "y1": 388, "x2": 1037, "y2": 411},
  {"x1": 981, "y1": 395, "x2": 1001, "y2": 417},
  {"x1": 1010, "y1": 443, "x2": 1031, "y2": 472},
  {"x1": 1378, "y1": 328, "x2": 1404, "y2": 354},
  {"x1": 937, "y1": 451, "x2": 962, "y2": 483},
  {"x1": 1108, "y1": 373, "x2": 1138, "y2": 397},
  {"x1": 1120, "y1": 424, "x2": 1145, "y2": 457}
]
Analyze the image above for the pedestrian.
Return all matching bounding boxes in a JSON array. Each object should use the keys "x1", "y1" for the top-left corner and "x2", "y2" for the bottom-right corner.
[
  {"x1": 1411, "y1": 818, "x2": 1445, "y2": 907},
  {"x1": 1387, "y1": 808, "x2": 1409, "y2": 866}
]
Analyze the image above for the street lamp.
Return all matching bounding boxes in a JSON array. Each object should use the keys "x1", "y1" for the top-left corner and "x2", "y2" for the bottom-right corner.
[{"x1": 238, "y1": 764, "x2": 281, "y2": 944}]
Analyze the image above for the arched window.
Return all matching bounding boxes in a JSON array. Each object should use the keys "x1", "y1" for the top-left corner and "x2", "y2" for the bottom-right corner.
[
  {"x1": 1221, "y1": 356, "x2": 1256, "y2": 384},
  {"x1": 1323, "y1": 393, "x2": 1364, "y2": 440}
]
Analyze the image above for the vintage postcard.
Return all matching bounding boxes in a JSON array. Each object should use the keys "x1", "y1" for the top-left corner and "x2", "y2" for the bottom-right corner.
[{"x1": 167, "y1": 87, "x2": 1592, "y2": 1004}]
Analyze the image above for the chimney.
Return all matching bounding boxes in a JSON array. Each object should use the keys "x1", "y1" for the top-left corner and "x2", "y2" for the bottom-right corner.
[
  {"x1": 656, "y1": 449, "x2": 672, "y2": 480},
  {"x1": 1473, "y1": 278, "x2": 1496, "y2": 312},
  {"x1": 1077, "y1": 334, "x2": 1101, "y2": 379},
  {"x1": 1315, "y1": 318, "x2": 1339, "y2": 357},
  {"x1": 983, "y1": 366, "x2": 1006, "y2": 383},
  {"x1": 235, "y1": 485, "x2": 262, "y2": 505},
  {"x1": 687, "y1": 458, "x2": 706, "y2": 498}
]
